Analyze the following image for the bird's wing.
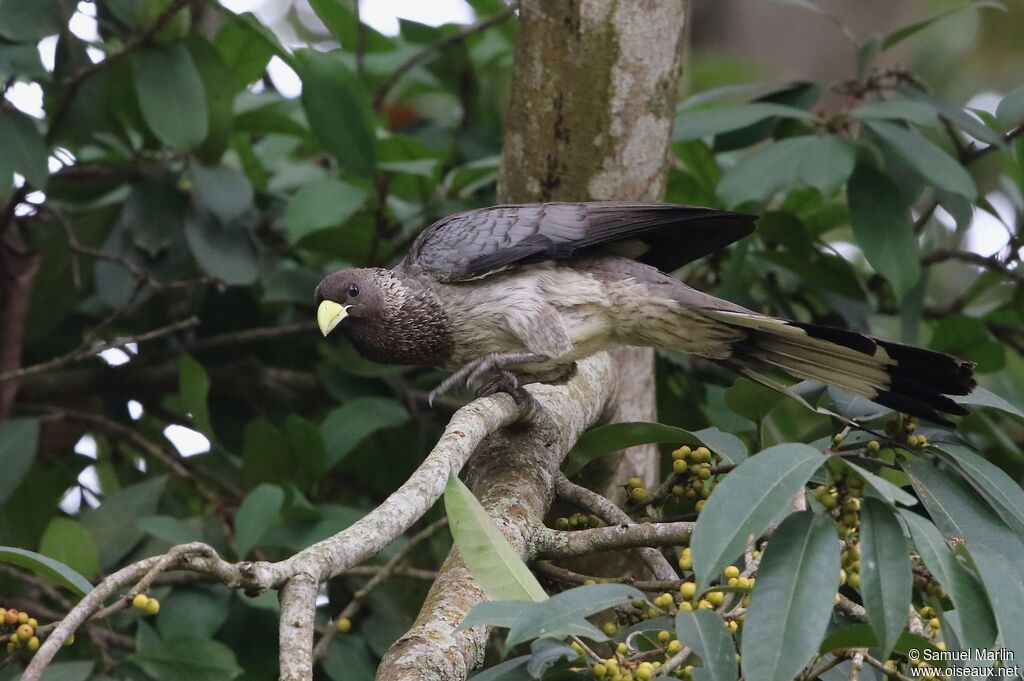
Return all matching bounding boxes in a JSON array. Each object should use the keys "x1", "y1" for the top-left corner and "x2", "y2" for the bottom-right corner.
[{"x1": 401, "y1": 202, "x2": 757, "y2": 282}]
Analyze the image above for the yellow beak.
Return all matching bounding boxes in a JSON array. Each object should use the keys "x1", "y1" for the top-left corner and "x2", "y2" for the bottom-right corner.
[{"x1": 317, "y1": 300, "x2": 349, "y2": 337}]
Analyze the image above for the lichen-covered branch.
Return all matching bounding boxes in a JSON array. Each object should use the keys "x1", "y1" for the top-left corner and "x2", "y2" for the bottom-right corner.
[
  {"x1": 376, "y1": 353, "x2": 618, "y2": 681},
  {"x1": 530, "y1": 521, "x2": 694, "y2": 559}
]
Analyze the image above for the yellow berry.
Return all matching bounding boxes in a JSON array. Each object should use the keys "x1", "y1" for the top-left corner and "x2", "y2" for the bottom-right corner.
[
  {"x1": 848, "y1": 573, "x2": 860, "y2": 589},
  {"x1": 594, "y1": 663, "x2": 608, "y2": 678},
  {"x1": 707, "y1": 591, "x2": 724, "y2": 607},
  {"x1": 673, "y1": 459, "x2": 688, "y2": 474},
  {"x1": 555, "y1": 517, "x2": 570, "y2": 530},
  {"x1": 698, "y1": 599, "x2": 713, "y2": 609},
  {"x1": 832, "y1": 432, "x2": 845, "y2": 445},
  {"x1": 627, "y1": 477, "x2": 643, "y2": 489},
  {"x1": 695, "y1": 500, "x2": 706, "y2": 512},
  {"x1": 839, "y1": 569, "x2": 847, "y2": 585},
  {"x1": 27, "y1": 618, "x2": 37, "y2": 628},
  {"x1": 672, "y1": 485, "x2": 685, "y2": 497},
  {"x1": 678, "y1": 600, "x2": 693, "y2": 611},
  {"x1": 630, "y1": 487, "x2": 650, "y2": 503},
  {"x1": 5, "y1": 641, "x2": 15, "y2": 654},
  {"x1": 657, "y1": 630, "x2": 671, "y2": 642},
  {"x1": 603, "y1": 621, "x2": 619, "y2": 636},
  {"x1": 929, "y1": 617, "x2": 940, "y2": 630},
  {"x1": 616, "y1": 643, "x2": 628, "y2": 655},
  {"x1": 694, "y1": 447, "x2": 711, "y2": 462},
  {"x1": 584, "y1": 579, "x2": 598, "y2": 586},
  {"x1": 866, "y1": 440, "x2": 880, "y2": 453},
  {"x1": 728, "y1": 620, "x2": 739, "y2": 633},
  {"x1": 724, "y1": 566, "x2": 740, "y2": 579},
  {"x1": 678, "y1": 555, "x2": 692, "y2": 571},
  {"x1": 696, "y1": 466, "x2": 711, "y2": 480},
  {"x1": 4, "y1": 609, "x2": 17, "y2": 625},
  {"x1": 17, "y1": 611, "x2": 28, "y2": 624},
  {"x1": 64, "y1": 634, "x2": 75, "y2": 647},
  {"x1": 935, "y1": 641, "x2": 946, "y2": 650},
  {"x1": 679, "y1": 582, "x2": 697, "y2": 598},
  {"x1": 336, "y1": 617, "x2": 352, "y2": 633},
  {"x1": 27, "y1": 636, "x2": 39, "y2": 652},
  {"x1": 145, "y1": 598, "x2": 160, "y2": 615},
  {"x1": 17, "y1": 624, "x2": 34, "y2": 641},
  {"x1": 132, "y1": 594, "x2": 150, "y2": 610},
  {"x1": 728, "y1": 577, "x2": 738, "y2": 587},
  {"x1": 672, "y1": 446, "x2": 691, "y2": 460}
]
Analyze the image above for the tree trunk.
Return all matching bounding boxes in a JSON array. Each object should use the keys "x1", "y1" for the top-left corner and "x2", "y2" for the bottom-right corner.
[{"x1": 497, "y1": 0, "x2": 689, "y2": 499}]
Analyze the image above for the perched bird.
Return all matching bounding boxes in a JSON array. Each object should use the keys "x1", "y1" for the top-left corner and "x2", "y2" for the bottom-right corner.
[{"x1": 315, "y1": 202, "x2": 975, "y2": 425}]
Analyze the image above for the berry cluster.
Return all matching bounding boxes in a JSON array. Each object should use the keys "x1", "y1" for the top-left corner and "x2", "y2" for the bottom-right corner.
[
  {"x1": 131, "y1": 593, "x2": 161, "y2": 615},
  {"x1": 668, "y1": 446, "x2": 715, "y2": 513},
  {"x1": 1, "y1": 607, "x2": 40, "y2": 655},
  {"x1": 554, "y1": 513, "x2": 603, "y2": 531}
]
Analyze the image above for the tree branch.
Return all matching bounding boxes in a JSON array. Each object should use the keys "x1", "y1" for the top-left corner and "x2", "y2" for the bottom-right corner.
[
  {"x1": 530, "y1": 521, "x2": 693, "y2": 559},
  {"x1": 921, "y1": 249, "x2": 1024, "y2": 285}
]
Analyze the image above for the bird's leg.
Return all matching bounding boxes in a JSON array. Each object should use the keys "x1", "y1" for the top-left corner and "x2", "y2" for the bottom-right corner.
[{"x1": 428, "y1": 352, "x2": 548, "y2": 405}]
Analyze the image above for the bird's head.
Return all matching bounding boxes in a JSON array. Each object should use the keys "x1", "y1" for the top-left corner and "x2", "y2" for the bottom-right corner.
[{"x1": 314, "y1": 267, "x2": 390, "y2": 337}]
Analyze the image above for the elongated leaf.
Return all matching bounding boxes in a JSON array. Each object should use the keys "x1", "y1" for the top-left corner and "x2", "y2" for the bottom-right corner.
[
  {"x1": 859, "y1": 498, "x2": 911, "y2": 657},
  {"x1": 467, "y1": 656, "x2": 530, "y2": 681},
  {"x1": 234, "y1": 484, "x2": 284, "y2": 557},
  {"x1": 457, "y1": 599, "x2": 605, "y2": 644},
  {"x1": 321, "y1": 397, "x2": 408, "y2": 468},
  {"x1": 848, "y1": 164, "x2": 920, "y2": 298},
  {"x1": 692, "y1": 443, "x2": 824, "y2": 588},
  {"x1": 741, "y1": 512, "x2": 840, "y2": 681},
  {"x1": 996, "y1": 84, "x2": 1024, "y2": 128},
  {"x1": 899, "y1": 510, "x2": 997, "y2": 650},
  {"x1": 39, "y1": 517, "x2": 100, "y2": 578},
  {"x1": 31, "y1": 661, "x2": 95, "y2": 681},
  {"x1": 127, "y1": 637, "x2": 243, "y2": 681},
  {"x1": 179, "y1": 354, "x2": 214, "y2": 437},
  {"x1": 0, "y1": 546, "x2": 93, "y2": 597},
  {"x1": 285, "y1": 177, "x2": 368, "y2": 243},
  {"x1": 184, "y1": 210, "x2": 261, "y2": 286},
  {"x1": 675, "y1": 103, "x2": 814, "y2": 141},
  {"x1": 132, "y1": 44, "x2": 209, "y2": 150},
  {"x1": 969, "y1": 550, "x2": 1024, "y2": 664},
  {"x1": 80, "y1": 476, "x2": 168, "y2": 568},
  {"x1": 0, "y1": 417, "x2": 38, "y2": 503},
  {"x1": 882, "y1": 1, "x2": 1005, "y2": 49},
  {"x1": 675, "y1": 610, "x2": 738, "y2": 681},
  {"x1": 850, "y1": 100, "x2": 939, "y2": 127},
  {"x1": 444, "y1": 472, "x2": 547, "y2": 602},
  {"x1": 902, "y1": 89, "x2": 1005, "y2": 146},
  {"x1": 939, "y1": 445, "x2": 1024, "y2": 534},
  {"x1": 0, "y1": 109, "x2": 48, "y2": 187},
  {"x1": 295, "y1": 49, "x2": 375, "y2": 175},
  {"x1": 718, "y1": 135, "x2": 855, "y2": 206},
  {"x1": 866, "y1": 120, "x2": 976, "y2": 199},
  {"x1": 0, "y1": 0, "x2": 62, "y2": 41},
  {"x1": 504, "y1": 584, "x2": 643, "y2": 649},
  {"x1": 953, "y1": 385, "x2": 1024, "y2": 419},
  {"x1": 818, "y1": 623, "x2": 878, "y2": 653},
  {"x1": 566, "y1": 422, "x2": 746, "y2": 476},
  {"x1": 838, "y1": 459, "x2": 916, "y2": 507},
  {"x1": 189, "y1": 163, "x2": 254, "y2": 223},
  {"x1": 902, "y1": 459, "x2": 1024, "y2": 567}
]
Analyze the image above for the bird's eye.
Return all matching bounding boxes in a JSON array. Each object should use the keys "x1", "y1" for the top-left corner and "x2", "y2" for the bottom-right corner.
[{"x1": 347, "y1": 284, "x2": 360, "y2": 297}]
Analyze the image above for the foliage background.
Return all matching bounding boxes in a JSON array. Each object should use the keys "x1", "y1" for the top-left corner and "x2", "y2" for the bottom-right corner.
[{"x1": 0, "y1": 0, "x2": 1023, "y2": 679}]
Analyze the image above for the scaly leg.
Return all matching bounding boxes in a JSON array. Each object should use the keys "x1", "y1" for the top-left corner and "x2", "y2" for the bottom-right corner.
[{"x1": 428, "y1": 352, "x2": 548, "y2": 406}]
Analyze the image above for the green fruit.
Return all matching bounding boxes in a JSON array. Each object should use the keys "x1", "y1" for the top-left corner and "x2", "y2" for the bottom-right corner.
[
  {"x1": 145, "y1": 598, "x2": 160, "y2": 615},
  {"x1": 132, "y1": 594, "x2": 150, "y2": 610},
  {"x1": 140, "y1": 0, "x2": 192, "y2": 45},
  {"x1": 336, "y1": 617, "x2": 352, "y2": 634}
]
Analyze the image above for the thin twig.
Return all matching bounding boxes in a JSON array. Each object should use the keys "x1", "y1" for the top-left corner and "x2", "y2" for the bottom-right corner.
[
  {"x1": 372, "y1": 3, "x2": 517, "y2": 111},
  {"x1": 862, "y1": 653, "x2": 915, "y2": 681},
  {"x1": 921, "y1": 249, "x2": 1024, "y2": 285},
  {"x1": 0, "y1": 316, "x2": 199, "y2": 384}
]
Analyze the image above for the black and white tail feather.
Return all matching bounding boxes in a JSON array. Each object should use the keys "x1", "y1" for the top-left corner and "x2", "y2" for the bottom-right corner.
[{"x1": 706, "y1": 310, "x2": 976, "y2": 427}]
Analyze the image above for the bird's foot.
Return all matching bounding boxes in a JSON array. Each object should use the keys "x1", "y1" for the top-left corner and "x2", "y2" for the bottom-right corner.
[
  {"x1": 428, "y1": 352, "x2": 547, "y2": 406},
  {"x1": 476, "y1": 371, "x2": 538, "y2": 417}
]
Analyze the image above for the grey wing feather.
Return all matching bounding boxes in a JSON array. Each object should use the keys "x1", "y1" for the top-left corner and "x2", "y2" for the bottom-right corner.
[{"x1": 400, "y1": 202, "x2": 757, "y2": 282}]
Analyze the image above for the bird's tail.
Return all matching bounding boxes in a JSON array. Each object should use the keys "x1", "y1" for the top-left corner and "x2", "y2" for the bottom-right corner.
[{"x1": 703, "y1": 310, "x2": 976, "y2": 426}]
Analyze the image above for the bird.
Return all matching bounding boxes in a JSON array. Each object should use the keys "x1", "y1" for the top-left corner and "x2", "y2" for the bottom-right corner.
[{"x1": 314, "y1": 202, "x2": 975, "y2": 426}]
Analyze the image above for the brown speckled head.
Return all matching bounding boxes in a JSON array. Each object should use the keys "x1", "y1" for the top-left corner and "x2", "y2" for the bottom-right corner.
[{"x1": 315, "y1": 267, "x2": 454, "y2": 367}]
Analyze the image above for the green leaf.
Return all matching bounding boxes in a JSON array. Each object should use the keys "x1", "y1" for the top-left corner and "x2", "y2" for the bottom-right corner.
[
  {"x1": 295, "y1": 48, "x2": 376, "y2": 175},
  {"x1": 866, "y1": 120, "x2": 976, "y2": 199},
  {"x1": 741, "y1": 512, "x2": 840, "y2": 681},
  {"x1": 35, "y1": 661, "x2": 95, "y2": 681},
  {"x1": 321, "y1": 397, "x2": 408, "y2": 468},
  {"x1": 0, "y1": 0, "x2": 62, "y2": 41},
  {"x1": 444, "y1": 471, "x2": 547, "y2": 603},
  {"x1": 969, "y1": 550, "x2": 1024, "y2": 665},
  {"x1": 674, "y1": 610, "x2": 738, "y2": 681},
  {"x1": 939, "y1": 445, "x2": 1024, "y2": 534},
  {"x1": 234, "y1": 484, "x2": 284, "y2": 557},
  {"x1": 179, "y1": 354, "x2": 214, "y2": 437},
  {"x1": 504, "y1": 584, "x2": 643, "y2": 649},
  {"x1": 818, "y1": 623, "x2": 878, "y2": 653},
  {"x1": 953, "y1": 385, "x2": 1024, "y2": 419},
  {"x1": 996, "y1": 84, "x2": 1024, "y2": 129},
  {"x1": 898, "y1": 510, "x2": 997, "y2": 650},
  {"x1": 674, "y1": 103, "x2": 814, "y2": 141},
  {"x1": 285, "y1": 177, "x2": 368, "y2": 243},
  {"x1": 838, "y1": 459, "x2": 917, "y2": 507},
  {"x1": 692, "y1": 443, "x2": 824, "y2": 588},
  {"x1": 137, "y1": 515, "x2": 201, "y2": 544},
  {"x1": 858, "y1": 498, "x2": 912, "y2": 657},
  {"x1": 724, "y1": 377, "x2": 786, "y2": 424},
  {"x1": 466, "y1": 656, "x2": 530, "y2": 681},
  {"x1": 718, "y1": 136, "x2": 855, "y2": 207},
  {"x1": 127, "y1": 637, "x2": 243, "y2": 681},
  {"x1": 882, "y1": 1, "x2": 1005, "y2": 50},
  {"x1": 132, "y1": 44, "x2": 209, "y2": 150},
  {"x1": 850, "y1": 100, "x2": 939, "y2": 128},
  {"x1": 189, "y1": 163, "x2": 254, "y2": 223},
  {"x1": 39, "y1": 517, "x2": 100, "y2": 578},
  {"x1": 323, "y1": 636, "x2": 377, "y2": 681},
  {"x1": 0, "y1": 546, "x2": 93, "y2": 597},
  {"x1": 565, "y1": 422, "x2": 746, "y2": 476},
  {"x1": 214, "y1": 13, "x2": 275, "y2": 91},
  {"x1": 80, "y1": 476, "x2": 168, "y2": 568},
  {"x1": 157, "y1": 586, "x2": 232, "y2": 640},
  {"x1": 902, "y1": 459, "x2": 1024, "y2": 568},
  {"x1": 184, "y1": 209, "x2": 262, "y2": 286},
  {"x1": 0, "y1": 109, "x2": 48, "y2": 187},
  {"x1": 847, "y1": 164, "x2": 920, "y2": 298},
  {"x1": 0, "y1": 417, "x2": 38, "y2": 503}
]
